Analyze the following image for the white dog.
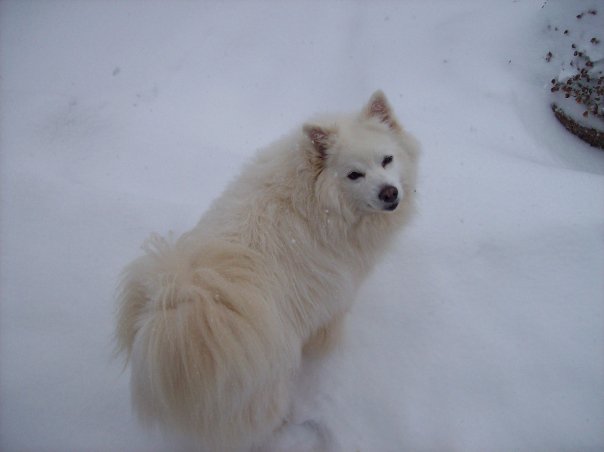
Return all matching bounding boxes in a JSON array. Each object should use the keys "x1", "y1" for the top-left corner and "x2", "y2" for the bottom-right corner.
[{"x1": 116, "y1": 91, "x2": 419, "y2": 451}]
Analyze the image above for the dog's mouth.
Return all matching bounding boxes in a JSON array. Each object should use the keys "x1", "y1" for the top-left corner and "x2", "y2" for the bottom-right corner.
[
  {"x1": 383, "y1": 201, "x2": 399, "y2": 212},
  {"x1": 365, "y1": 200, "x2": 400, "y2": 212}
]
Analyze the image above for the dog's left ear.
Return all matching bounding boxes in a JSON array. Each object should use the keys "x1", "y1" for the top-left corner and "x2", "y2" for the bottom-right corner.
[{"x1": 364, "y1": 90, "x2": 401, "y2": 131}]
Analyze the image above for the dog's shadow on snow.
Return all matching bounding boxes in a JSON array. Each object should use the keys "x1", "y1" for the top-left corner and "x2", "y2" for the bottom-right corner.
[{"x1": 262, "y1": 239, "x2": 436, "y2": 452}]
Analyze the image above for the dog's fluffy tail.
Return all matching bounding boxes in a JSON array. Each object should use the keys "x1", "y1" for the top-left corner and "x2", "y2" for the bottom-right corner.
[{"x1": 116, "y1": 234, "x2": 295, "y2": 451}]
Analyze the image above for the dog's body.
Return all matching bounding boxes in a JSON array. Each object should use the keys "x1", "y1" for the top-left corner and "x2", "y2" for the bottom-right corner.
[{"x1": 116, "y1": 91, "x2": 419, "y2": 451}]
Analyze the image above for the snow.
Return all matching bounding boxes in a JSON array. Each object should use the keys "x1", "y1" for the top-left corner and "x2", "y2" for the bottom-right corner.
[{"x1": 1, "y1": 1, "x2": 603, "y2": 451}]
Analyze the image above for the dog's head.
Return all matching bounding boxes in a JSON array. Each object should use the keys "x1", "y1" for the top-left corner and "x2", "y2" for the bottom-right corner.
[{"x1": 303, "y1": 91, "x2": 418, "y2": 218}]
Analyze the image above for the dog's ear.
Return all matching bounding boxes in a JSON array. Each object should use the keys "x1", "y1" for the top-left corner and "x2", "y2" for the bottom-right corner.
[
  {"x1": 303, "y1": 124, "x2": 333, "y2": 158},
  {"x1": 303, "y1": 124, "x2": 336, "y2": 173},
  {"x1": 364, "y1": 90, "x2": 400, "y2": 131}
]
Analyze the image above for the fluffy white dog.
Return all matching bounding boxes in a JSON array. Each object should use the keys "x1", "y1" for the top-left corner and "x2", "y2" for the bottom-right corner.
[{"x1": 116, "y1": 91, "x2": 419, "y2": 451}]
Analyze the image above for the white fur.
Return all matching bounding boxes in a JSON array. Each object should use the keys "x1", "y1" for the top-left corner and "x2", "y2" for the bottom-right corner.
[{"x1": 116, "y1": 91, "x2": 419, "y2": 451}]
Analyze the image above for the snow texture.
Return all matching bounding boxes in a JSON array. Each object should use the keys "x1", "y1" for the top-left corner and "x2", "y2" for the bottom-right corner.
[{"x1": 1, "y1": 1, "x2": 603, "y2": 451}]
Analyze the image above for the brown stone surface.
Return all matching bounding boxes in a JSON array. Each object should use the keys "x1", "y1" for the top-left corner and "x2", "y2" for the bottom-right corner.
[{"x1": 552, "y1": 104, "x2": 604, "y2": 149}]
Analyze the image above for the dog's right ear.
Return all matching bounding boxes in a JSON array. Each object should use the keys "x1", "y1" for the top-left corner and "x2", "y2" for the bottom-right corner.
[
  {"x1": 303, "y1": 124, "x2": 335, "y2": 171},
  {"x1": 303, "y1": 124, "x2": 333, "y2": 158}
]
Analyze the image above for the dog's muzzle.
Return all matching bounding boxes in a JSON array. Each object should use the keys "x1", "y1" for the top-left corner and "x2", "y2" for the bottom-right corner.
[{"x1": 379, "y1": 185, "x2": 399, "y2": 211}]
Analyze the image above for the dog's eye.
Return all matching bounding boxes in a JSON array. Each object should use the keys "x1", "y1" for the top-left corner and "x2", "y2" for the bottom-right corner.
[
  {"x1": 347, "y1": 171, "x2": 365, "y2": 180},
  {"x1": 382, "y1": 155, "x2": 393, "y2": 168}
]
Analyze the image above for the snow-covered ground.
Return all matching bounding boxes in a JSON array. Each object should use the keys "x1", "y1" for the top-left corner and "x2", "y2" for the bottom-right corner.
[{"x1": 1, "y1": 1, "x2": 603, "y2": 451}]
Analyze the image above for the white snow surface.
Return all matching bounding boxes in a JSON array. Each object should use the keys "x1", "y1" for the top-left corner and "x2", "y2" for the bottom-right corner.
[{"x1": 1, "y1": 1, "x2": 603, "y2": 451}]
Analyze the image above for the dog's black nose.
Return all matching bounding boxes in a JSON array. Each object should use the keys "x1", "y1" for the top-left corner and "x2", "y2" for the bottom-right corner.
[{"x1": 379, "y1": 185, "x2": 398, "y2": 203}]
